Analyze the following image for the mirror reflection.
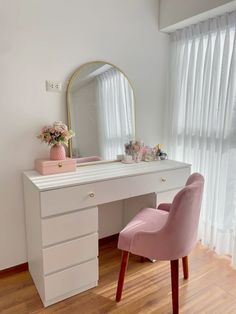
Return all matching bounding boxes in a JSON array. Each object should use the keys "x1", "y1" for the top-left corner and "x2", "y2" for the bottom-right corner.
[{"x1": 67, "y1": 62, "x2": 135, "y2": 162}]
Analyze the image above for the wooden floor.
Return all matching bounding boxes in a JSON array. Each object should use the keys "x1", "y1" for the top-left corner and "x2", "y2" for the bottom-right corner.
[{"x1": 1, "y1": 241, "x2": 236, "y2": 314}]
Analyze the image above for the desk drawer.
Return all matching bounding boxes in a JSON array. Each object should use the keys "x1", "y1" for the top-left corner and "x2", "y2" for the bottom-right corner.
[
  {"x1": 44, "y1": 258, "x2": 98, "y2": 301},
  {"x1": 43, "y1": 233, "x2": 98, "y2": 275},
  {"x1": 42, "y1": 207, "x2": 98, "y2": 246},
  {"x1": 41, "y1": 167, "x2": 190, "y2": 217}
]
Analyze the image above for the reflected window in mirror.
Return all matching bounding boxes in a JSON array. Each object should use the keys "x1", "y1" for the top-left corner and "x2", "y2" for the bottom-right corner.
[{"x1": 67, "y1": 62, "x2": 135, "y2": 163}]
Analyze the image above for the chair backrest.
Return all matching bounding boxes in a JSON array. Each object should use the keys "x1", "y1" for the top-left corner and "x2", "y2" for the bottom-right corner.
[
  {"x1": 163, "y1": 173, "x2": 204, "y2": 259},
  {"x1": 185, "y1": 172, "x2": 203, "y2": 186}
]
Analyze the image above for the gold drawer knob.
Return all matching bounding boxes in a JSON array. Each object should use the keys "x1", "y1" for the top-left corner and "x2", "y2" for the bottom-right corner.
[
  {"x1": 89, "y1": 192, "x2": 95, "y2": 198},
  {"x1": 161, "y1": 178, "x2": 167, "y2": 182},
  {"x1": 58, "y1": 162, "x2": 63, "y2": 168}
]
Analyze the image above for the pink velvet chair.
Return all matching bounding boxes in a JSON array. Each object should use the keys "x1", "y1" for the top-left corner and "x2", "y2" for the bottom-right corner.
[{"x1": 116, "y1": 173, "x2": 204, "y2": 314}]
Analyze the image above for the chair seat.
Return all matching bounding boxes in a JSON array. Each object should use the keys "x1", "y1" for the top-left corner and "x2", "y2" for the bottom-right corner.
[
  {"x1": 118, "y1": 208, "x2": 169, "y2": 252},
  {"x1": 157, "y1": 203, "x2": 171, "y2": 212}
]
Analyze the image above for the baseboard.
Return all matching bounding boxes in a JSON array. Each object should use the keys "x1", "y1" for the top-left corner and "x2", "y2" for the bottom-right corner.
[
  {"x1": 99, "y1": 233, "x2": 119, "y2": 246},
  {"x1": 0, "y1": 263, "x2": 29, "y2": 278},
  {"x1": 0, "y1": 262, "x2": 29, "y2": 278}
]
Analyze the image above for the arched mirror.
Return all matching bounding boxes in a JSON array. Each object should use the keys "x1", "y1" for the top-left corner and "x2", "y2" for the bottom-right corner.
[{"x1": 66, "y1": 61, "x2": 135, "y2": 163}]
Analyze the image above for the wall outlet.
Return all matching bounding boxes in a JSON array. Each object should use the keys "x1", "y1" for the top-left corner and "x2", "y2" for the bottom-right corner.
[{"x1": 46, "y1": 80, "x2": 62, "y2": 92}]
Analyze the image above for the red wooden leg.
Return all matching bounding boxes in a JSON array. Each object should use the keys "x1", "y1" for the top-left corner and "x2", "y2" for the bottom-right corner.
[
  {"x1": 182, "y1": 256, "x2": 189, "y2": 279},
  {"x1": 170, "y1": 259, "x2": 179, "y2": 314},
  {"x1": 116, "y1": 251, "x2": 129, "y2": 302}
]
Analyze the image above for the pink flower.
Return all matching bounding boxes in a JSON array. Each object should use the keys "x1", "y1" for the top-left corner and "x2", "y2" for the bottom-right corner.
[
  {"x1": 133, "y1": 144, "x2": 140, "y2": 152},
  {"x1": 37, "y1": 121, "x2": 75, "y2": 146}
]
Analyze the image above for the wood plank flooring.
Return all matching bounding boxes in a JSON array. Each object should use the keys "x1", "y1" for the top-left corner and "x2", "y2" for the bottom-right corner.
[{"x1": 1, "y1": 241, "x2": 236, "y2": 314}]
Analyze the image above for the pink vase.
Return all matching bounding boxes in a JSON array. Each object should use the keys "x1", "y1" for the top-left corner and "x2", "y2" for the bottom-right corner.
[{"x1": 50, "y1": 144, "x2": 66, "y2": 160}]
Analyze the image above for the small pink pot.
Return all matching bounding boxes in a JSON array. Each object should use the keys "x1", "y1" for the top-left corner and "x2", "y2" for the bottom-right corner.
[{"x1": 50, "y1": 144, "x2": 66, "y2": 160}]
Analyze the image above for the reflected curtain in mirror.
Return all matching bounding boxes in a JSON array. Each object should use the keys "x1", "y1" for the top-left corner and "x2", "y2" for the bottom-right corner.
[{"x1": 97, "y1": 68, "x2": 135, "y2": 160}]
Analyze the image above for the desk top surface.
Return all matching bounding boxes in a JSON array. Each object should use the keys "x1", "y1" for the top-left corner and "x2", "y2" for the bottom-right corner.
[{"x1": 23, "y1": 160, "x2": 191, "y2": 191}]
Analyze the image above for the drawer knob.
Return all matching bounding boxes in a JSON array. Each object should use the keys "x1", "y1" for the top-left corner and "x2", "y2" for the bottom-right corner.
[
  {"x1": 58, "y1": 162, "x2": 63, "y2": 168},
  {"x1": 89, "y1": 192, "x2": 95, "y2": 198},
  {"x1": 161, "y1": 178, "x2": 167, "y2": 182}
]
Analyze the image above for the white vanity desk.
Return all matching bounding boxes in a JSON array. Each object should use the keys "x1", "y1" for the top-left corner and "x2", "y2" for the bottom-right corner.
[{"x1": 23, "y1": 159, "x2": 190, "y2": 307}]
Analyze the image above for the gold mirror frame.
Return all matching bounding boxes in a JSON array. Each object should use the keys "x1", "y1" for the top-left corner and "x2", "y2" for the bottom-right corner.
[{"x1": 66, "y1": 61, "x2": 136, "y2": 164}]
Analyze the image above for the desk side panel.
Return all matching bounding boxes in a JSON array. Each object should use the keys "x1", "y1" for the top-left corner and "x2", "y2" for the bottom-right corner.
[
  {"x1": 23, "y1": 175, "x2": 45, "y2": 302},
  {"x1": 98, "y1": 201, "x2": 124, "y2": 239}
]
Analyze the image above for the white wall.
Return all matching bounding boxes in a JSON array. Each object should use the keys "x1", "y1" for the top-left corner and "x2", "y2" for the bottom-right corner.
[
  {"x1": 0, "y1": 0, "x2": 169, "y2": 269},
  {"x1": 160, "y1": 0, "x2": 236, "y2": 31}
]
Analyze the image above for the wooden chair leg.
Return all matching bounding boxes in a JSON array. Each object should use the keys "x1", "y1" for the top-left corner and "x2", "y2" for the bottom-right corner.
[
  {"x1": 182, "y1": 256, "x2": 189, "y2": 279},
  {"x1": 170, "y1": 259, "x2": 179, "y2": 314},
  {"x1": 116, "y1": 251, "x2": 129, "y2": 302}
]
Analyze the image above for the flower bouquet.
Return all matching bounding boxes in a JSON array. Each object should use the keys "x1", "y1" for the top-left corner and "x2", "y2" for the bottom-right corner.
[
  {"x1": 37, "y1": 121, "x2": 75, "y2": 160},
  {"x1": 124, "y1": 140, "x2": 146, "y2": 162}
]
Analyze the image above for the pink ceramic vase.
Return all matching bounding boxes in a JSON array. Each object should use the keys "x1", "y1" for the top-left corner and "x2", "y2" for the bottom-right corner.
[{"x1": 50, "y1": 144, "x2": 66, "y2": 160}]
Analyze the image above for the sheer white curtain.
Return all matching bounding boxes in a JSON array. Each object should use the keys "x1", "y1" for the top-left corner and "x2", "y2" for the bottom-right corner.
[
  {"x1": 97, "y1": 68, "x2": 135, "y2": 160},
  {"x1": 167, "y1": 11, "x2": 236, "y2": 266}
]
